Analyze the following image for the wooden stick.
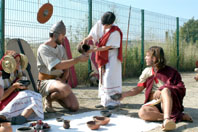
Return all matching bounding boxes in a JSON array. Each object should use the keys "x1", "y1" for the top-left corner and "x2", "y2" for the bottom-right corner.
[{"x1": 123, "y1": 6, "x2": 131, "y2": 77}]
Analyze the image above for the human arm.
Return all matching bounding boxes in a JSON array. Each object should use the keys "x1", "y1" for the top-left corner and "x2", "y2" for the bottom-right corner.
[
  {"x1": 54, "y1": 54, "x2": 89, "y2": 70},
  {"x1": 0, "y1": 82, "x2": 27, "y2": 101},
  {"x1": 121, "y1": 86, "x2": 145, "y2": 100}
]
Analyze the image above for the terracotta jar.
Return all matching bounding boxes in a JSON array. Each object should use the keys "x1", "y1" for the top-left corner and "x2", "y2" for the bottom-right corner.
[
  {"x1": 63, "y1": 120, "x2": 70, "y2": 129},
  {"x1": 0, "y1": 122, "x2": 13, "y2": 132}
]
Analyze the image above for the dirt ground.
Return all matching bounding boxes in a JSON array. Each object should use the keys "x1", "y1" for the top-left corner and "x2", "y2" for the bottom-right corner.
[{"x1": 46, "y1": 72, "x2": 198, "y2": 132}]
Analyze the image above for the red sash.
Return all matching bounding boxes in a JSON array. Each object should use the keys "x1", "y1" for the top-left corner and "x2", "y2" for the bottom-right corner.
[
  {"x1": 96, "y1": 26, "x2": 123, "y2": 68},
  {"x1": 0, "y1": 91, "x2": 19, "y2": 111}
]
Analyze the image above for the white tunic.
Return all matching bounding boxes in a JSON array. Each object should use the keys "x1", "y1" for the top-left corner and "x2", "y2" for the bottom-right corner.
[
  {"x1": 89, "y1": 20, "x2": 122, "y2": 107},
  {"x1": 0, "y1": 90, "x2": 44, "y2": 121}
]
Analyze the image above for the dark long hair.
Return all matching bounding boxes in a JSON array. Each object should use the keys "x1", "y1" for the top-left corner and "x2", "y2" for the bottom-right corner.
[{"x1": 147, "y1": 46, "x2": 166, "y2": 69}]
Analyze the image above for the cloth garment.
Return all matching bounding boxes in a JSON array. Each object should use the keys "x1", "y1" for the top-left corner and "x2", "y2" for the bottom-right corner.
[
  {"x1": 0, "y1": 90, "x2": 44, "y2": 121},
  {"x1": 89, "y1": 20, "x2": 122, "y2": 107},
  {"x1": 137, "y1": 66, "x2": 186, "y2": 122},
  {"x1": 37, "y1": 44, "x2": 67, "y2": 76}
]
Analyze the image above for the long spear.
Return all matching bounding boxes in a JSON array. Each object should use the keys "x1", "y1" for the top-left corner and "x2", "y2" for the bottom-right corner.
[{"x1": 123, "y1": 6, "x2": 131, "y2": 77}]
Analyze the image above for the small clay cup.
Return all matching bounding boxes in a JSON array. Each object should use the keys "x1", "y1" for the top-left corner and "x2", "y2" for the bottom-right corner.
[
  {"x1": 77, "y1": 43, "x2": 90, "y2": 54},
  {"x1": 100, "y1": 110, "x2": 112, "y2": 117},
  {"x1": 63, "y1": 120, "x2": 70, "y2": 129},
  {"x1": 93, "y1": 116, "x2": 110, "y2": 125},
  {"x1": 87, "y1": 121, "x2": 100, "y2": 130},
  {"x1": 110, "y1": 93, "x2": 122, "y2": 101},
  {"x1": 56, "y1": 117, "x2": 64, "y2": 122}
]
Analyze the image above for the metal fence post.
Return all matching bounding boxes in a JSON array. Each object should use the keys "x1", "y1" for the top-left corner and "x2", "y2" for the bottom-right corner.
[
  {"x1": 141, "y1": 9, "x2": 144, "y2": 71},
  {"x1": 88, "y1": 0, "x2": 92, "y2": 74},
  {"x1": 0, "y1": 0, "x2": 5, "y2": 58},
  {"x1": 176, "y1": 17, "x2": 179, "y2": 70}
]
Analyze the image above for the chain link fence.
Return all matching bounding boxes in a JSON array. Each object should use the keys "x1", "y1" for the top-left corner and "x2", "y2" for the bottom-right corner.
[{"x1": 1, "y1": 0, "x2": 198, "y2": 81}]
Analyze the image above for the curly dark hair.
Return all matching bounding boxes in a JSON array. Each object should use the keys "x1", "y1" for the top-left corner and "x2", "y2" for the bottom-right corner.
[{"x1": 147, "y1": 46, "x2": 166, "y2": 69}]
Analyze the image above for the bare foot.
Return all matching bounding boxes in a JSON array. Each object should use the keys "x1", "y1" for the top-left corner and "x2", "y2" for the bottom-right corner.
[
  {"x1": 44, "y1": 96, "x2": 55, "y2": 113},
  {"x1": 182, "y1": 113, "x2": 193, "y2": 122}
]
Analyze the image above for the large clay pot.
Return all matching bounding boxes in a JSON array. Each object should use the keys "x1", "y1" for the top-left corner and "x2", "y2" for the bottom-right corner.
[{"x1": 0, "y1": 122, "x2": 13, "y2": 132}]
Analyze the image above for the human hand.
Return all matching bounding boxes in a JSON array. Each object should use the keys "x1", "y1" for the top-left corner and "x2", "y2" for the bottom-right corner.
[
  {"x1": 153, "y1": 90, "x2": 161, "y2": 100},
  {"x1": 77, "y1": 54, "x2": 89, "y2": 62},
  {"x1": 13, "y1": 82, "x2": 28, "y2": 90}
]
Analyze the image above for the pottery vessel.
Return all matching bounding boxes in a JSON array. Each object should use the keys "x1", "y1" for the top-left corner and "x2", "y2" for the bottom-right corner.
[
  {"x1": 77, "y1": 43, "x2": 90, "y2": 54},
  {"x1": 16, "y1": 127, "x2": 34, "y2": 132},
  {"x1": 0, "y1": 122, "x2": 12, "y2": 132},
  {"x1": 93, "y1": 116, "x2": 110, "y2": 125},
  {"x1": 100, "y1": 110, "x2": 112, "y2": 117},
  {"x1": 63, "y1": 120, "x2": 70, "y2": 129},
  {"x1": 87, "y1": 121, "x2": 100, "y2": 130}
]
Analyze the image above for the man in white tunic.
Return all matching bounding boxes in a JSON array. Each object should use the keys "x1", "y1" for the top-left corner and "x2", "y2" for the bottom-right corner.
[
  {"x1": 82, "y1": 12, "x2": 123, "y2": 109},
  {"x1": 37, "y1": 21, "x2": 89, "y2": 112}
]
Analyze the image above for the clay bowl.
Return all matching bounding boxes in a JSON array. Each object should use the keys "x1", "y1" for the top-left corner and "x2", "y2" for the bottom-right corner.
[
  {"x1": 100, "y1": 110, "x2": 112, "y2": 117},
  {"x1": 93, "y1": 116, "x2": 110, "y2": 125},
  {"x1": 16, "y1": 127, "x2": 34, "y2": 132},
  {"x1": 110, "y1": 93, "x2": 122, "y2": 101},
  {"x1": 87, "y1": 121, "x2": 100, "y2": 130}
]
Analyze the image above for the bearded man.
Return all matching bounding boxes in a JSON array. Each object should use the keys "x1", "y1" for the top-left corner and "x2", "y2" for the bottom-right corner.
[{"x1": 37, "y1": 21, "x2": 89, "y2": 112}]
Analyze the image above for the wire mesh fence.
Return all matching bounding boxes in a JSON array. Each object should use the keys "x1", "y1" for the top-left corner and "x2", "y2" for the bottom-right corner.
[{"x1": 2, "y1": 0, "x2": 198, "y2": 81}]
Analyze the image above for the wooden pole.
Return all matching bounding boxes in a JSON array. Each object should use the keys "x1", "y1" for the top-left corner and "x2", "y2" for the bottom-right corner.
[{"x1": 123, "y1": 6, "x2": 131, "y2": 77}]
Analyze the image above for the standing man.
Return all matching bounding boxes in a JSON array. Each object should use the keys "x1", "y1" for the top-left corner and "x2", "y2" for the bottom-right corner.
[
  {"x1": 120, "y1": 46, "x2": 193, "y2": 131},
  {"x1": 83, "y1": 12, "x2": 123, "y2": 109},
  {"x1": 37, "y1": 21, "x2": 89, "y2": 112}
]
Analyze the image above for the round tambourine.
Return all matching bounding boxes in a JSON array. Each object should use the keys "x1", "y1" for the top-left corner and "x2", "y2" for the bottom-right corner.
[
  {"x1": 20, "y1": 54, "x2": 28, "y2": 71},
  {"x1": 2, "y1": 55, "x2": 16, "y2": 73},
  {"x1": 37, "y1": 3, "x2": 53, "y2": 24}
]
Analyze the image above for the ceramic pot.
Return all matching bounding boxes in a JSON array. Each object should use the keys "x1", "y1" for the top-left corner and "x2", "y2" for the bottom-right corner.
[
  {"x1": 16, "y1": 127, "x2": 34, "y2": 132},
  {"x1": 0, "y1": 122, "x2": 13, "y2": 132},
  {"x1": 87, "y1": 121, "x2": 100, "y2": 130},
  {"x1": 77, "y1": 43, "x2": 90, "y2": 54},
  {"x1": 100, "y1": 110, "x2": 112, "y2": 117},
  {"x1": 93, "y1": 116, "x2": 110, "y2": 125},
  {"x1": 63, "y1": 120, "x2": 70, "y2": 129}
]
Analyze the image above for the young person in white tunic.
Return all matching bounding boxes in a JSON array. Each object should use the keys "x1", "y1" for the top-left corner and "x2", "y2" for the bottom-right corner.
[
  {"x1": 0, "y1": 50, "x2": 43, "y2": 125},
  {"x1": 82, "y1": 12, "x2": 123, "y2": 109}
]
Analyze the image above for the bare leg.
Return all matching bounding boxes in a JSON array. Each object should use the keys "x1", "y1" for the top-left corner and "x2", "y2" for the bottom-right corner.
[
  {"x1": 21, "y1": 108, "x2": 34, "y2": 118},
  {"x1": 57, "y1": 92, "x2": 79, "y2": 112},
  {"x1": 138, "y1": 105, "x2": 163, "y2": 121},
  {"x1": 161, "y1": 88, "x2": 173, "y2": 119},
  {"x1": 45, "y1": 80, "x2": 72, "y2": 111}
]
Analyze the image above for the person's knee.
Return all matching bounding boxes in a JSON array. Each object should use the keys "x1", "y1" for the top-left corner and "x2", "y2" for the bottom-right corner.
[
  {"x1": 138, "y1": 106, "x2": 147, "y2": 120},
  {"x1": 69, "y1": 104, "x2": 79, "y2": 112}
]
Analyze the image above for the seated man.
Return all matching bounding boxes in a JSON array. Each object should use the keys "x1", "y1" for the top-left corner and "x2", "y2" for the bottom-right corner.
[
  {"x1": 37, "y1": 20, "x2": 89, "y2": 112},
  {"x1": 120, "y1": 46, "x2": 193, "y2": 131}
]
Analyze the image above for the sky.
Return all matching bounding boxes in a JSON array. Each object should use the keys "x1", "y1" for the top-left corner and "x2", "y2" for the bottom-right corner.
[{"x1": 107, "y1": 0, "x2": 197, "y2": 19}]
